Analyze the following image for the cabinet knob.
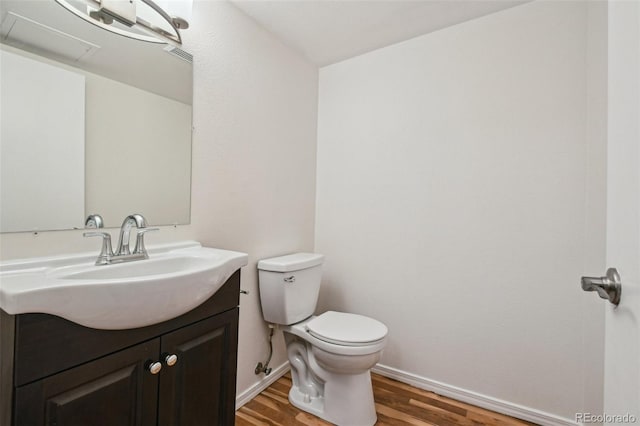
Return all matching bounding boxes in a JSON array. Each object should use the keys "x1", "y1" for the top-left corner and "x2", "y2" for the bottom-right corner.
[
  {"x1": 148, "y1": 361, "x2": 162, "y2": 375},
  {"x1": 164, "y1": 354, "x2": 178, "y2": 367}
]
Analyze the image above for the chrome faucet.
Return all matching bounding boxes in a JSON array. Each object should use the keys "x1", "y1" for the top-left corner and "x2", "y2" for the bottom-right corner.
[
  {"x1": 85, "y1": 214, "x2": 104, "y2": 229},
  {"x1": 116, "y1": 214, "x2": 148, "y2": 255},
  {"x1": 83, "y1": 213, "x2": 158, "y2": 265}
]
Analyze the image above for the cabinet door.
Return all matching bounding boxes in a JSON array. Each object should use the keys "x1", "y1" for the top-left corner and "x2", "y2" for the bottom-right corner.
[
  {"x1": 158, "y1": 308, "x2": 239, "y2": 426},
  {"x1": 15, "y1": 339, "x2": 160, "y2": 426}
]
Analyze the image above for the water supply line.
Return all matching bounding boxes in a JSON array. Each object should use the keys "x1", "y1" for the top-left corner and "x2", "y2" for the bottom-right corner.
[{"x1": 255, "y1": 324, "x2": 275, "y2": 375}]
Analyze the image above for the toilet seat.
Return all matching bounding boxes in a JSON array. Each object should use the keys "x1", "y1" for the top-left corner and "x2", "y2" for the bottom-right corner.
[{"x1": 305, "y1": 311, "x2": 388, "y2": 347}]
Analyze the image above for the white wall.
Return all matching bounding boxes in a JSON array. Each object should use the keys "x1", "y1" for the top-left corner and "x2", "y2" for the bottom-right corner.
[
  {"x1": 186, "y1": 0, "x2": 318, "y2": 398},
  {"x1": 315, "y1": 1, "x2": 605, "y2": 422},
  {"x1": 0, "y1": 0, "x2": 318, "y2": 401}
]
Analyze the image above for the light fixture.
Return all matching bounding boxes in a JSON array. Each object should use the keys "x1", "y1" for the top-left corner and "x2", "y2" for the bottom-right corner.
[{"x1": 55, "y1": 0, "x2": 192, "y2": 45}]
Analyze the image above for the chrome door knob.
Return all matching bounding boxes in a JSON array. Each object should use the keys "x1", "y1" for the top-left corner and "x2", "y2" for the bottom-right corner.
[
  {"x1": 148, "y1": 361, "x2": 162, "y2": 375},
  {"x1": 581, "y1": 267, "x2": 622, "y2": 306},
  {"x1": 164, "y1": 354, "x2": 178, "y2": 367}
]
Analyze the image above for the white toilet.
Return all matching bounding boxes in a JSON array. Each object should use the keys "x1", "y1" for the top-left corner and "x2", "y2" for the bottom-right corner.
[{"x1": 258, "y1": 253, "x2": 388, "y2": 426}]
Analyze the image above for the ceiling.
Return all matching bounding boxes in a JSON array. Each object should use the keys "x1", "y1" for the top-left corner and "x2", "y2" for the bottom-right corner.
[{"x1": 231, "y1": 0, "x2": 530, "y2": 66}]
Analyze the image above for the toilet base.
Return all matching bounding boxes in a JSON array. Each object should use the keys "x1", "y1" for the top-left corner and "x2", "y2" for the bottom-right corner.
[
  {"x1": 288, "y1": 370, "x2": 377, "y2": 426},
  {"x1": 285, "y1": 331, "x2": 378, "y2": 426},
  {"x1": 289, "y1": 385, "x2": 325, "y2": 417}
]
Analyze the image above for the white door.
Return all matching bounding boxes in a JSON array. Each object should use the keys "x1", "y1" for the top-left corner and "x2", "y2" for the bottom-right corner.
[{"x1": 604, "y1": 0, "x2": 639, "y2": 421}]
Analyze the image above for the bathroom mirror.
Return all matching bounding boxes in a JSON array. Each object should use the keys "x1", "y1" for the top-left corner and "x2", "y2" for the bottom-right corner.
[{"x1": 0, "y1": 0, "x2": 192, "y2": 233}]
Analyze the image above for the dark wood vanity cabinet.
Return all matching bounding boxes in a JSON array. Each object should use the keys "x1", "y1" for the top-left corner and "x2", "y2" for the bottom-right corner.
[
  {"x1": 157, "y1": 312, "x2": 237, "y2": 426},
  {"x1": 15, "y1": 340, "x2": 160, "y2": 426},
  {"x1": 1, "y1": 271, "x2": 240, "y2": 426}
]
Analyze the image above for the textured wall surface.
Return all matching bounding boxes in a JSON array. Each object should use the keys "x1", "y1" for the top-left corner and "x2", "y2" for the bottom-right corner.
[
  {"x1": 315, "y1": 1, "x2": 605, "y2": 420},
  {"x1": 177, "y1": 0, "x2": 319, "y2": 397}
]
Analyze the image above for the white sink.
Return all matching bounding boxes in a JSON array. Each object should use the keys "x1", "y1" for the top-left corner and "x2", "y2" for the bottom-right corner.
[{"x1": 0, "y1": 241, "x2": 248, "y2": 329}]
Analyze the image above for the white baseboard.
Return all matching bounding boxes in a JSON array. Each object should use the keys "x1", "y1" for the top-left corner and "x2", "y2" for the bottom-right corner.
[
  {"x1": 372, "y1": 364, "x2": 580, "y2": 426},
  {"x1": 235, "y1": 361, "x2": 290, "y2": 410}
]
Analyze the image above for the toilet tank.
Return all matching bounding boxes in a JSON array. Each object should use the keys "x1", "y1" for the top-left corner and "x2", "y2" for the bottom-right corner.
[{"x1": 258, "y1": 253, "x2": 324, "y2": 325}]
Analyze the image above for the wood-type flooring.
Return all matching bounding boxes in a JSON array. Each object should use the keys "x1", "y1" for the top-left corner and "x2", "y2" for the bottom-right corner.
[{"x1": 236, "y1": 373, "x2": 538, "y2": 426}]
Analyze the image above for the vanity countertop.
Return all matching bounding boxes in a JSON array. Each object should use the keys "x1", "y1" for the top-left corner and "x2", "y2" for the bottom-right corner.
[{"x1": 0, "y1": 241, "x2": 248, "y2": 329}]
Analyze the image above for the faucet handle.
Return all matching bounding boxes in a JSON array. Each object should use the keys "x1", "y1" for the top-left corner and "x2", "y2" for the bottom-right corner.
[
  {"x1": 85, "y1": 214, "x2": 104, "y2": 229},
  {"x1": 83, "y1": 231, "x2": 114, "y2": 241},
  {"x1": 133, "y1": 228, "x2": 159, "y2": 256},
  {"x1": 83, "y1": 231, "x2": 114, "y2": 265}
]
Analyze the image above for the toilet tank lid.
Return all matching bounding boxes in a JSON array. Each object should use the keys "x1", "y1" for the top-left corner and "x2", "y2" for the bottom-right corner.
[{"x1": 258, "y1": 253, "x2": 324, "y2": 272}]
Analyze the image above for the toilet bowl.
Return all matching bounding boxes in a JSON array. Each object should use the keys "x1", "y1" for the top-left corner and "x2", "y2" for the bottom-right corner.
[
  {"x1": 282, "y1": 312, "x2": 387, "y2": 425},
  {"x1": 258, "y1": 253, "x2": 388, "y2": 426}
]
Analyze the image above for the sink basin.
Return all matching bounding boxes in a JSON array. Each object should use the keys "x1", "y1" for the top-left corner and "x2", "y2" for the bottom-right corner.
[
  {"x1": 0, "y1": 241, "x2": 248, "y2": 329},
  {"x1": 60, "y1": 256, "x2": 212, "y2": 280}
]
